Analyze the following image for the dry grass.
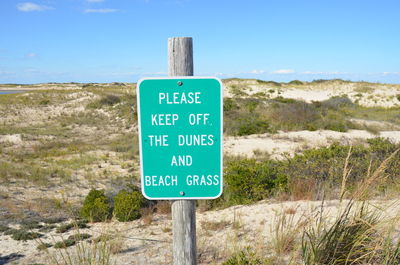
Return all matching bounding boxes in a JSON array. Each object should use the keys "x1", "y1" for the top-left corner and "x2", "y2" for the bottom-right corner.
[
  {"x1": 340, "y1": 146, "x2": 353, "y2": 201},
  {"x1": 300, "y1": 150, "x2": 400, "y2": 265},
  {"x1": 353, "y1": 148, "x2": 400, "y2": 200},
  {"x1": 140, "y1": 206, "x2": 154, "y2": 225},
  {"x1": 270, "y1": 207, "x2": 308, "y2": 256},
  {"x1": 287, "y1": 178, "x2": 319, "y2": 201},
  {"x1": 155, "y1": 201, "x2": 171, "y2": 215},
  {"x1": 201, "y1": 220, "x2": 231, "y2": 231}
]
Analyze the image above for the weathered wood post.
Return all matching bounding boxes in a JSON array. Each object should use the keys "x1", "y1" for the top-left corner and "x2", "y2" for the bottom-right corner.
[{"x1": 168, "y1": 37, "x2": 197, "y2": 265}]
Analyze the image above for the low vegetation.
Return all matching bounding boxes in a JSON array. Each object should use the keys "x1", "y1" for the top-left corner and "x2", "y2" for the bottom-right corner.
[
  {"x1": 209, "y1": 138, "x2": 400, "y2": 209},
  {"x1": 224, "y1": 95, "x2": 400, "y2": 135},
  {"x1": 1, "y1": 80, "x2": 400, "y2": 264},
  {"x1": 113, "y1": 188, "x2": 144, "y2": 222},
  {"x1": 10, "y1": 229, "x2": 43, "y2": 241},
  {"x1": 54, "y1": 239, "x2": 76, "y2": 249},
  {"x1": 80, "y1": 189, "x2": 111, "y2": 222},
  {"x1": 221, "y1": 201, "x2": 400, "y2": 265}
]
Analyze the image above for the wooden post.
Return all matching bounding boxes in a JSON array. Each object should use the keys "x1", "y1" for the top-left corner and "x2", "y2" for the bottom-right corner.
[
  {"x1": 168, "y1": 37, "x2": 193, "y2": 76},
  {"x1": 168, "y1": 37, "x2": 197, "y2": 265}
]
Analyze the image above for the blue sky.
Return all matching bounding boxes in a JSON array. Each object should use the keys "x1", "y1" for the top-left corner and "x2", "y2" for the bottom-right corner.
[{"x1": 1, "y1": 0, "x2": 399, "y2": 84}]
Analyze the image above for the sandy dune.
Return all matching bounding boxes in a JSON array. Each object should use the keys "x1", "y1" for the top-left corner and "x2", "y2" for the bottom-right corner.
[{"x1": 224, "y1": 130, "x2": 400, "y2": 159}]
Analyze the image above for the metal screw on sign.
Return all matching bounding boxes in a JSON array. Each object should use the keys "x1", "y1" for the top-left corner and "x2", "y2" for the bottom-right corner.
[
  {"x1": 177, "y1": 81, "x2": 183, "y2": 86},
  {"x1": 180, "y1": 191, "x2": 185, "y2": 196}
]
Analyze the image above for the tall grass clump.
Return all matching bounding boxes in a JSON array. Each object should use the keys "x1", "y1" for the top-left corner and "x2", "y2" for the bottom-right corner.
[
  {"x1": 302, "y1": 202, "x2": 379, "y2": 264},
  {"x1": 271, "y1": 208, "x2": 306, "y2": 256},
  {"x1": 302, "y1": 201, "x2": 400, "y2": 265},
  {"x1": 50, "y1": 238, "x2": 115, "y2": 265},
  {"x1": 302, "y1": 147, "x2": 400, "y2": 265}
]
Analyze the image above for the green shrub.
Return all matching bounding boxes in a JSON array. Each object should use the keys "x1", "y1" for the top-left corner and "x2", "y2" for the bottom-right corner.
[
  {"x1": 256, "y1": 79, "x2": 281, "y2": 86},
  {"x1": 11, "y1": 229, "x2": 43, "y2": 241},
  {"x1": 20, "y1": 219, "x2": 43, "y2": 229},
  {"x1": 237, "y1": 115, "x2": 272, "y2": 136},
  {"x1": 54, "y1": 239, "x2": 76, "y2": 249},
  {"x1": 39, "y1": 99, "x2": 50, "y2": 105},
  {"x1": 230, "y1": 85, "x2": 248, "y2": 97},
  {"x1": 269, "y1": 100, "x2": 320, "y2": 131},
  {"x1": 3, "y1": 228, "x2": 17, "y2": 235},
  {"x1": 68, "y1": 233, "x2": 91, "y2": 241},
  {"x1": 87, "y1": 94, "x2": 121, "y2": 109},
  {"x1": 397, "y1": 94, "x2": 400, "y2": 101},
  {"x1": 56, "y1": 220, "x2": 89, "y2": 233},
  {"x1": 320, "y1": 95, "x2": 355, "y2": 110},
  {"x1": 114, "y1": 189, "x2": 144, "y2": 222},
  {"x1": 37, "y1": 243, "x2": 52, "y2": 250},
  {"x1": 223, "y1": 96, "x2": 354, "y2": 135},
  {"x1": 217, "y1": 139, "x2": 400, "y2": 206},
  {"x1": 284, "y1": 140, "x2": 400, "y2": 199},
  {"x1": 222, "y1": 248, "x2": 265, "y2": 265},
  {"x1": 80, "y1": 189, "x2": 111, "y2": 222},
  {"x1": 100, "y1": 95, "x2": 120, "y2": 106},
  {"x1": 288, "y1": 80, "x2": 303, "y2": 85},
  {"x1": 223, "y1": 98, "x2": 237, "y2": 112},
  {"x1": 39, "y1": 224, "x2": 56, "y2": 232},
  {"x1": 56, "y1": 223, "x2": 73, "y2": 233},
  {"x1": 273, "y1": 96, "x2": 296, "y2": 104},
  {"x1": 76, "y1": 219, "x2": 89, "y2": 228},
  {"x1": 0, "y1": 224, "x2": 10, "y2": 233},
  {"x1": 221, "y1": 158, "x2": 287, "y2": 205},
  {"x1": 322, "y1": 112, "x2": 350, "y2": 132},
  {"x1": 42, "y1": 216, "x2": 66, "y2": 224}
]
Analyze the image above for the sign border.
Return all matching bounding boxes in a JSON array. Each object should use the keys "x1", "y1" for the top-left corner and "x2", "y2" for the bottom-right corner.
[{"x1": 136, "y1": 76, "x2": 224, "y2": 200}]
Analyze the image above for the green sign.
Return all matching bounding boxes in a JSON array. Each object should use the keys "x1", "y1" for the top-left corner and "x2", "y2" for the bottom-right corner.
[{"x1": 137, "y1": 77, "x2": 223, "y2": 200}]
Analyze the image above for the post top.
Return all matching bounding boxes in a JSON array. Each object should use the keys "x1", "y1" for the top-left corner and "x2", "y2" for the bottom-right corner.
[{"x1": 168, "y1": 37, "x2": 193, "y2": 40}]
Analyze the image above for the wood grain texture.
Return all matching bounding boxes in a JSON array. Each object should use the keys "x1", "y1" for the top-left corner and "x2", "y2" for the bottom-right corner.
[
  {"x1": 172, "y1": 200, "x2": 197, "y2": 265},
  {"x1": 168, "y1": 37, "x2": 197, "y2": 265},
  {"x1": 168, "y1": 37, "x2": 194, "y2": 76}
]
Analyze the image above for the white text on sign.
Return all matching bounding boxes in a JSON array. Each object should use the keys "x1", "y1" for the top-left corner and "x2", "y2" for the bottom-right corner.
[
  {"x1": 148, "y1": 134, "x2": 215, "y2": 147},
  {"x1": 158, "y1": 92, "x2": 201, "y2": 104},
  {"x1": 150, "y1": 113, "x2": 210, "y2": 126},
  {"x1": 144, "y1": 174, "x2": 220, "y2": 186}
]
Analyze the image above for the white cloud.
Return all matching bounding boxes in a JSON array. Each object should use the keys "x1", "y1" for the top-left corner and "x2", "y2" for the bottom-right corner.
[
  {"x1": 0, "y1": 70, "x2": 15, "y2": 75},
  {"x1": 25, "y1": 53, "x2": 37, "y2": 58},
  {"x1": 86, "y1": 0, "x2": 104, "y2": 2},
  {"x1": 84, "y1": 8, "x2": 117, "y2": 13},
  {"x1": 249, "y1": 69, "x2": 265, "y2": 74},
  {"x1": 214, "y1": 72, "x2": 225, "y2": 76},
  {"x1": 302, "y1": 71, "x2": 346, "y2": 75},
  {"x1": 383, "y1": 72, "x2": 400, "y2": 76},
  {"x1": 17, "y1": 2, "x2": 53, "y2": 12},
  {"x1": 271, "y1": 69, "x2": 295, "y2": 74}
]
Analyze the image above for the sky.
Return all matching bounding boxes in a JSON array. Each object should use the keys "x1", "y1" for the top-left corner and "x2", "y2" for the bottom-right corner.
[{"x1": 1, "y1": 0, "x2": 400, "y2": 84}]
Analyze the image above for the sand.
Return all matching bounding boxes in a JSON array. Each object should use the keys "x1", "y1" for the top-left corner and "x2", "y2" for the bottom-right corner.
[
  {"x1": 1, "y1": 80, "x2": 400, "y2": 264},
  {"x1": 2, "y1": 199, "x2": 400, "y2": 264},
  {"x1": 224, "y1": 130, "x2": 400, "y2": 158}
]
